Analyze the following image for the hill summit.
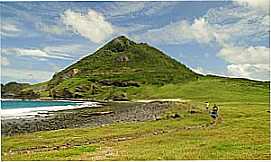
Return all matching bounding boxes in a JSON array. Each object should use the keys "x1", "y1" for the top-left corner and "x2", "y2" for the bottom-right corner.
[
  {"x1": 23, "y1": 36, "x2": 200, "y2": 100},
  {"x1": 46, "y1": 36, "x2": 200, "y2": 99}
]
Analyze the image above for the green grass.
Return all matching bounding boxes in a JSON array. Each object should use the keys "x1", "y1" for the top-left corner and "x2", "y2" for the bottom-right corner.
[
  {"x1": 125, "y1": 77, "x2": 269, "y2": 102},
  {"x1": 1, "y1": 73, "x2": 270, "y2": 160},
  {"x1": 108, "y1": 102, "x2": 270, "y2": 160},
  {"x1": 2, "y1": 100, "x2": 270, "y2": 160}
]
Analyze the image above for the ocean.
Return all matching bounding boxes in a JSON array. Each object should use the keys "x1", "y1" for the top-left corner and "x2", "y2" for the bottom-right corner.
[{"x1": 1, "y1": 100, "x2": 99, "y2": 119}]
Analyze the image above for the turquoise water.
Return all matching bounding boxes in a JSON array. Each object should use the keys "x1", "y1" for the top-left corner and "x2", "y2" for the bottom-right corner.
[{"x1": 1, "y1": 100, "x2": 79, "y2": 109}]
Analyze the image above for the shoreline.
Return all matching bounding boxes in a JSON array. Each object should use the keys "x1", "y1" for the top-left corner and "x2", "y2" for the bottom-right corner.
[
  {"x1": 1, "y1": 101, "x2": 176, "y2": 136},
  {"x1": 1, "y1": 98, "x2": 187, "y2": 120},
  {"x1": 1, "y1": 100, "x2": 103, "y2": 120},
  {"x1": 0, "y1": 98, "x2": 104, "y2": 103}
]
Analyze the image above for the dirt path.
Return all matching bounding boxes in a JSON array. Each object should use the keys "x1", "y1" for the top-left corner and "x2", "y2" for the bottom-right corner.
[{"x1": 5, "y1": 122, "x2": 213, "y2": 156}]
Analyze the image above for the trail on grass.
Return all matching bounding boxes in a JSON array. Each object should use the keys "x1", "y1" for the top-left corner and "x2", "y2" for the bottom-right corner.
[{"x1": 5, "y1": 121, "x2": 217, "y2": 155}]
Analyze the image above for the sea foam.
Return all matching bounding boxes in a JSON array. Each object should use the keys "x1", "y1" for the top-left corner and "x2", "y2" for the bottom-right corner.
[{"x1": 1, "y1": 101, "x2": 100, "y2": 120}]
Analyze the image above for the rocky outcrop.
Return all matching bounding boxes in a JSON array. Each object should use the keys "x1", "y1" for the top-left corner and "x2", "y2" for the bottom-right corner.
[
  {"x1": 17, "y1": 90, "x2": 40, "y2": 99},
  {"x1": 1, "y1": 101, "x2": 174, "y2": 136},
  {"x1": 63, "y1": 68, "x2": 80, "y2": 79},
  {"x1": 1, "y1": 82, "x2": 31, "y2": 98},
  {"x1": 49, "y1": 88, "x2": 73, "y2": 98},
  {"x1": 99, "y1": 80, "x2": 140, "y2": 87},
  {"x1": 116, "y1": 55, "x2": 129, "y2": 63},
  {"x1": 111, "y1": 93, "x2": 129, "y2": 101}
]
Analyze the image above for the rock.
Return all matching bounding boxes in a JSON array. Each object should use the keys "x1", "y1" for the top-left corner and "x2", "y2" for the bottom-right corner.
[
  {"x1": 170, "y1": 113, "x2": 181, "y2": 119},
  {"x1": 112, "y1": 93, "x2": 129, "y2": 101},
  {"x1": 116, "y1": 55, "x2": 129, "y2": 63},
  {"x1": 99, "y1": 80, "x2": 140, "y2": 87},
  {"x1": 63, "y1": 68, "x2": 80, "y2": 79}
]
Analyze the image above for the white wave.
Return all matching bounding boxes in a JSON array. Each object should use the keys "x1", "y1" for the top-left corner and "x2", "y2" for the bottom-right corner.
[{"x1": 1, "y1": 102, "x2": 100, "y2": 120}]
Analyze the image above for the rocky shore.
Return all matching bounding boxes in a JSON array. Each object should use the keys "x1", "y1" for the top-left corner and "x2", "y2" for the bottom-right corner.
[{"x1": 1, "y1": 101, "x2": 175, "y2": 136}]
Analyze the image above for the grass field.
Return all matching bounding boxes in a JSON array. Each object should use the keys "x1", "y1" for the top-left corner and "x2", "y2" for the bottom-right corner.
[{"x1": 1, "y1": 78, "x2": 270, "y2": 160}]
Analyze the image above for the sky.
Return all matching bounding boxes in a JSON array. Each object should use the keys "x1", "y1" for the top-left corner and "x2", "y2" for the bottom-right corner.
[{"x1": 1, "y1": 0, "x2": 270, "y2": 84}]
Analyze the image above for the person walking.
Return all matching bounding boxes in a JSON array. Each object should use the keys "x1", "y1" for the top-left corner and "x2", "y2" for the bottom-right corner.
[{"x1": 210, "y1": 104, "x2": 219, "y2": 124}]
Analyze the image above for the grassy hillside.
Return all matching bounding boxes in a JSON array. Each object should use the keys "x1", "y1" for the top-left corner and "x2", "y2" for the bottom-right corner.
[
  {"x1": 42, "y1": 36, "x2": 200, "y2": 99},
  {"x1": 125, "y1": 76, "x2": 269, "y2": 102},
  {"x1": 2, "y1": 60, "x2": 269, "y2": 160},
  {"x1": 2, "y1": 81, "x2": 270, "y2": 160},
  {"x1": 2, "y1": 36, "x2": 269, "y2": 102}
]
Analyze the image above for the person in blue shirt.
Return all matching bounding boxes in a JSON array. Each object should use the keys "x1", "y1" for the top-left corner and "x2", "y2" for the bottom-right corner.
[{"x1": 210, "y1": 104, "x2": 219, "y2": 124}]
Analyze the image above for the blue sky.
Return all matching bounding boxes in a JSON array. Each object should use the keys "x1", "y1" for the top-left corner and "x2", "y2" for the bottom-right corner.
[{"x1": 1, "y1": 1, "x2": 270, "y2": 83}]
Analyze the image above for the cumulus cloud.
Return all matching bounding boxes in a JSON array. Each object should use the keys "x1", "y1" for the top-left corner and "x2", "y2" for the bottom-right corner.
[
  {"x1": 61, "y1": 9, "x2": 114, "y2": 43},
  {"x1": 206, "y1": 3, "x2": 269, "y2": 47},
  {"x1": 133, "y1": 18, "x2": 215, "y2": 45},
  {"x1": 218, "y1": 46, "x2": 269, "y2": 64},
  {"x1": 218, "y1": 45, "x2": 270, "y2": 81},
  {"x1": 227, "y1": 64, "x2": 270, "y2": 81},
  {"x1": 133, "y1": 2, "x2": 269, "y2": 80},
  {"x1": 0, "y1": 22, "x2": 21, "y2": 37},
  {"x1": 136, "y1": 2, "x2": 269, "y2": 48},
  {"x1": 1, "y1": 57, "x2": 10, "y2": 66}
]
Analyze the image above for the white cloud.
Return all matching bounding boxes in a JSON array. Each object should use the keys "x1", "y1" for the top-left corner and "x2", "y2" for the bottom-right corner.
[
  {"x1": 102, "y1": 2, "x2": 146, "y2": 17},
  {"x1": 133, "y1": 18, "x2": 215, "y2": 45},
  {"x1": 218, "y1": 45, "x2": 270, "y2": 81},
  {"x1": 61, "y1": 9, "x2": 114, "y2": 43},
  {"x1": 135, "y1": 2, "x2": 269, "y2": 48},
  {"x1": 1, "y1": 57, "x2": 10, "y2": 66},
  {"x1": 43, "y1": 44, "x2": 85, "y2": 57},
  {"x1": 2, "y1": 48, "x2": 73, "y2": 60},
  {"x1": 132, "y1": 2, "x2": 269, "y2": 81},
  {"x1": 1, "y1": 68, "x2": 54, "y2": 82},
  {"x1": 1, "y1": 43, "x2": 92, "y2": 61},
  {"x1": 0, "y1": 22, "x2": 21, "y2": 37},
  {"x1": 205, "y1": 3, "x2": 269, "y2": 47},
  {"x1": 227, "y1": 64, "x2": 270, "y2": 81},
  {"x1": 218, "y1": 46, "x2": 270, "y2": 64},
  {"x1": 36, "y1": 23, "x2": 66, "y2": 35},
  {"x1": 102, "y1": 2, "x2": 177, "y2": 18}
]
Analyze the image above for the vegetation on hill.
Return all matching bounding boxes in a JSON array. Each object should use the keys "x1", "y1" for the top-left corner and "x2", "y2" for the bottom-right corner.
[
  {"x1": 2, "y1": 36, "x2": 269, "y2": 101},
  {"x1": 44, "y1": 36, "x2": 200, "y2": 100},
  {"x1": 1, "y1": 36, "x2": 269, "y2": 160}
]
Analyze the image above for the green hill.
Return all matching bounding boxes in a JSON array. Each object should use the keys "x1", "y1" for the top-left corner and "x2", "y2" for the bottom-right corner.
[
  {"x1": 1, "y1": 36, "x2": 269, "y2": 101},
  {"x1": 45, "y1": 36, "x2": 200, "y2": 100}
]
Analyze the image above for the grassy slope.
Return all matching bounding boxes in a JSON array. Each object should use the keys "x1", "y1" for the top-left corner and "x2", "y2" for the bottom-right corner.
[
  {"x1": 44, "y1": 37, "x2": 199, "y2": 99},
  {"x1": 2, "y1": 78, "x2": 270, "y2": 160}
]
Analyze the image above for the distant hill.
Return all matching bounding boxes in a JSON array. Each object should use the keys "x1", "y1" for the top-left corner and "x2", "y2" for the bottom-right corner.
[
  {"x1": 1, "y1": 36, "x2": 269, "y2": 101},
  {"x1": 45, "y1": 36, "x2": 200, "y2": 100}
]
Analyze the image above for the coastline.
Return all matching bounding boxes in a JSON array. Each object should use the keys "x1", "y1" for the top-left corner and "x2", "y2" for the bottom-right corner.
[
  {"x1": 1, "y1": 99, "x2": 103, "y2": 120},
  {"x1": 1, "y1": 101, "x2": 176, "y2": 136}
]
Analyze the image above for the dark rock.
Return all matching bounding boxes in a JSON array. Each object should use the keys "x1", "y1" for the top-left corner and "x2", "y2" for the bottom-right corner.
[
  {"x1": 99, "y1": 80, "x2": 140, "y2": 87},
  {"x1": 116, "y1": 55, "x2": 129, "y2": 63},
  {"x1": 170, "y1": 113, "x2": 181, "y2": 119},
  {"x1": 112, "y1": 93, "x2": 129, "y2": 101}
]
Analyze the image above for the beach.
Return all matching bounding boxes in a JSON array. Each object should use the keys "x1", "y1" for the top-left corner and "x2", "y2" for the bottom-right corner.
[{"x1": 1, "y1": 101, "x2": 176, "y2": 136}]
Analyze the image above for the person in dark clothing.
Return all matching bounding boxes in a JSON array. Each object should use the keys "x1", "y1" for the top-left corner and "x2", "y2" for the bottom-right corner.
[{"x1": 210, "y1": 104, "x2": 219, "y2": 122}]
